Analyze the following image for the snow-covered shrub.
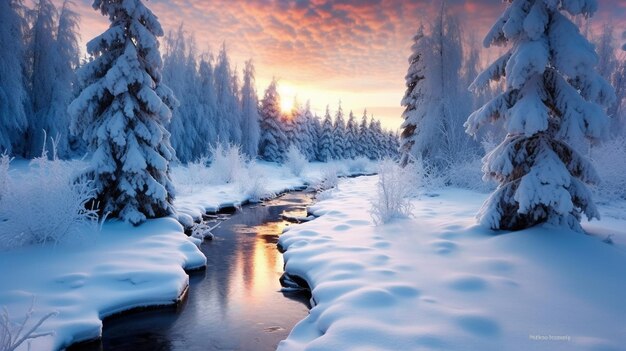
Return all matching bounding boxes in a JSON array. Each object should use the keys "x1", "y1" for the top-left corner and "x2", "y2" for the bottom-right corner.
[
  {"x1": 447, "y1": 157, "x2": 495, "y2": 193},
  {"x1": 317, "y1": 164, "x2": 340, "y2": 191},
  {"x1": 170, "y1": 156, "x2": 212, "y2": 195},
  {"x1": 284, "y1": 145, "x2": 308, "y2": 177},
  {"x1": 0, "y1": 150, "x2": 99, "y2": 249},
  {"x1": 370, "y1": 159, "x2": 414, "y2": 224},
  {"x1": 346, "y1": 156, "x2": 372, "y2": 174},
  {"x1": 591, "y1": 136, "x2": 626, "y2": 202},
  {"x1": 209, "y1": 143, "x2": 248, "y2": 184},
  {"x1": 238, "y1": 161, "x2": 275, "y2": 203},
  {"x1": 1, "y1": 299, "x2": 57, "y2": 351}
]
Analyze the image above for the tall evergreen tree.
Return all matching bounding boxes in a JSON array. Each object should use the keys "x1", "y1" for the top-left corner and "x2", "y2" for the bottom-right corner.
[
  {"x1": 240, "y1": 59, "x2": 261, "y2": 157},
  {"x1": 357, "y1": 109, "x2": 369, "y2": 158},
  {"x1": 317, "y1": 106, "x2": 334, "y2": 162},
  {"x1": 0, "y1": 0, "x2": 29, "y2": 154},
  {"x1": 69, "y1": 0, "x2": 177, "y2": 225},
  {"x1": 53, "y1": 0, "x2": 81, "y2": 157},
  {"x1": 258, "y1": 79, "x2": 287, "y2": 162},
  {"x1": 331, "y1": 103, "x2": 346, "y2": 159},
  {"x1": 214, "y1": 43, "x2": 242, "y2": 144},
  {"x1": 27, "y1": 0, "x2": 59, "y2": 157},
  {"x1": 399, "y1": 25, "x2": 427, "y2": 166},
  {"x1": 344, "y1": 110, "x2": 358, "y2": 159},
  {"x1": 297, "y1": 101, "x2": 318, "y2": 161},
  {"x1": 198, "y1": 55, "x2": 218, "y2": 149},
  {"x1": 465, "y1": 0, "x2": 615, "y2": 232}
]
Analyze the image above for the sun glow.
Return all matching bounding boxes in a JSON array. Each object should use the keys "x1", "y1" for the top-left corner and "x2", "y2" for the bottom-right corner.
[{"x1": 278, "y1": 83, "x2": 297, "y2": 113}]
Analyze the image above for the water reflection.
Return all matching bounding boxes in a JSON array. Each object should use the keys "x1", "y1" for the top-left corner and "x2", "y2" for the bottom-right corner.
[{"x1": 74, "y1": 192, "x2": 313, "y2": 351}]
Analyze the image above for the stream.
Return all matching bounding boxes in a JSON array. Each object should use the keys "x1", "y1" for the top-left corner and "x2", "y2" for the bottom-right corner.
[{"x1": 76, "y1": 192, "x2": 313, "y2": 351}]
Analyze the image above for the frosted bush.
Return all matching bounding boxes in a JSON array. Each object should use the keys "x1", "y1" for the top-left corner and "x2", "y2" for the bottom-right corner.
[
  {"x1": 171, "y1": 156, "x2": 212, "y2": 195},
  {"x1": 317, "y1": 164, "x2": 340, "y2": 191},
  {"x1": 284, "y1": 145, "x2": 307, "y2": 177},
  {"x1": 346, "y1": 156, "x2": 373, "y2": 174},
  {"x1": 238, "y1": 161, "x2": 275, "y2": 203},
  {"x1": 447, "y1": 157, "x2": 495, "y2": 193},
  {"x1": 1, "y1": 299, "x2": 56, "y2": 351},
  {"x1": 209, "y1": 143, "x2": 248, "y2": 184},
  {"x1": 370, "y1": 159, "x2": 414, "y2": 224},
  {"x1": 0, "y1": 149, "x2": 99, "y2": 249},
  {"x1": 591, "y1": 136, "x2": 626, "y2": 202}
]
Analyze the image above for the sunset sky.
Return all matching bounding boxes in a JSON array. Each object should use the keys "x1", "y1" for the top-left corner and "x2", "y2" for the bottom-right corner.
[{"x1": 70, "y1": 0, "x2": 626, "y2": 129}]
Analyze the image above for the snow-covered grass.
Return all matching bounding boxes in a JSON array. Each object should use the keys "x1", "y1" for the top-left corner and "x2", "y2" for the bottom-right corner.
[
  {"x1": 0, "y1": 153, "x2": 98, "y2": 250},
  {"x1": 278, "y1": 176, "x2": 626, "y2": 351},
  {"x1": 370, "y1": 159, "x2": 413, "y2": 224},
  {"x1": 284, "y1": 145, "x2": 308, "y2": 177}
]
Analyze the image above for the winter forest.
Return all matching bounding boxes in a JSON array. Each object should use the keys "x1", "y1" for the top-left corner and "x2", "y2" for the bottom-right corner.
[{"x1": 1, "y1": 0, "x2": 626, "y2": 350}]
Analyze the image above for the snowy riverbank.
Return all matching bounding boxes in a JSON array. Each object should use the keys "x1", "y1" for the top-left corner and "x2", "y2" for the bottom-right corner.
[
  {"x1": 278, "y1": 176, "x2": 626, "y2": 351},
  {"x1": 0, "y1": 159, "x2": 376, "y2": 351}
]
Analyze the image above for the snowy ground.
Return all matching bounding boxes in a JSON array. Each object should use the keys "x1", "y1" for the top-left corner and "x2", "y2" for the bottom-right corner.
[
  {"x1": 278, "y1": 176, "x2": 626, "y2": 351},
  {"x1": 0, "y1": 159, "x2": 375, "y2": 351}
]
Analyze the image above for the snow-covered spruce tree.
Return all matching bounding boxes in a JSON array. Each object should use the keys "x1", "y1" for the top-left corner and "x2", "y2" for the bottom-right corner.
[
  {"x1": 214, "y1": 43, "x2": 242, "y2": 145},
  {"x1": 69, "y1": 0, "x2": 177, "y2": 225},
  {"x1": 163, "y1": 27, "x2": 209, "y2": 163},
  {"x1": 198, "y1": 55, "x2": 218, "y2": 149},
  {"x1": 282, "y1": 98, "x2": 298, "y2": 147},
  {"x1": 399, "y1": 25, "x2": 427, "y2": 166},
  {"x1": 27, "y1": 0, "x2": 61, "y2": 158},
  {"x1": 53, "y1": 1, "x2": 81, "y2": 157},
  {"x1": 0, "y1": 0, "x2": 29, "y2": 155},
  {"x1": 258, "y1": 79, "x2": 287, "y2": 162},
  {"x1": 241, "y1": 59, "x2": 261, "y2": 157},
  {"x1": 293, "y1": 101, "x2": 315, "y2": 160},
  {"x1": 400, "y1": 8, "x2": 470, "y2": 169},
  {"x1": 331, "y1": 103, "x2": 346, "y2": 159},
  {"x1": 465, "y1": 0, "x2": 615, "y2": 232},
  {"x1": 356, "y1": 110, "x2": 369, "y2": 158},
  {"x1": 317, "y1": 106, "x2": 334, "y2": 162},
  {"x1": 344, "y1": 110, "x2": 359, "y2": 159},
  {"x1": 29, "y1": 0, "x2": 85, "y2": 159}
]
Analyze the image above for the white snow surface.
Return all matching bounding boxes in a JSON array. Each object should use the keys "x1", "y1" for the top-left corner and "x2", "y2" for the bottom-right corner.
[{"x1": 278, "y1": 176, "x2": 626, "y2": 351}]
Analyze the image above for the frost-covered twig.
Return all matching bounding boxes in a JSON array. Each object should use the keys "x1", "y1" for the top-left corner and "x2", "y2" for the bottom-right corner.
[{"x1": 0, "y1": 299, "x2": 57, "y2": 351}]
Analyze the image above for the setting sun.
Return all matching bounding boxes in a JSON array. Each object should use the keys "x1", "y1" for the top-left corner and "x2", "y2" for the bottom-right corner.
[{"x1": 278, "y1": 83, "x2": 297, "y2": 113}]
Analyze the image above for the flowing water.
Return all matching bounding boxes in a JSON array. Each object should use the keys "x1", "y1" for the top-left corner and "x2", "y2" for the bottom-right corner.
[{"x1": 76, "y1": 192, "x2": 313, "y2": 351}]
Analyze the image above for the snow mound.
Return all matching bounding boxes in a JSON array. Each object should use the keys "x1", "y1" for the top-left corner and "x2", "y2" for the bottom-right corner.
[
  {"x1": 0, "y1": 217, "x2": 205, "y2": 351},
  {"x1": 278, "y1": 176, "x2": 626, "y2": 351}
]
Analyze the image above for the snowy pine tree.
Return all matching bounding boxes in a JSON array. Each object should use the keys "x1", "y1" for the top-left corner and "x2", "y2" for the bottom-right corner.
[
  {"x1": 400, "y1": 8, "x2": 471, "y2": 169},
  {"x1": 297, "y1": 101, "x2": 318, "y2": 161},
  {"x1": 240, "y1": 60, "x2": 261, "y2": 157},
  {"x1": 69, "y1": 0, "x2": 177, "y2": 225},
  {"x1": 331, "y1": 103, "x2": 346, "y2": 159},
  {"x1": 399, "y1": 25, "x2": 427, "y2": 166},
  {"x1": 214, "y1": 43, "x2": 242, "y2": 144},
  {"x1": 258, "y1": 79, "x2": 287, "y2": 162},
  {"x1": 0, "y1": 0, "x2": 29, "y2": 154},
  {"x1": 53, "y1": 1, "x2": 81, "y2": 157},
  {"x1": 465, "y1": 0, "x2": 615, "y2": 232},
  {"x1": 317, "y1": 106, "x2": 334, "y2": 162},
  {"x1": 198, "y1": 55, "x2": 218, "y2": 149},
  {"x1": 27, "y1": 0, "x2": 60, "y2": 158},
  {"x1": 356, "y1": 110, "x2": 369, "y2": 158},
  {"x1": 344, "y1": 110, "x2": 358, "y2": 159}
]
